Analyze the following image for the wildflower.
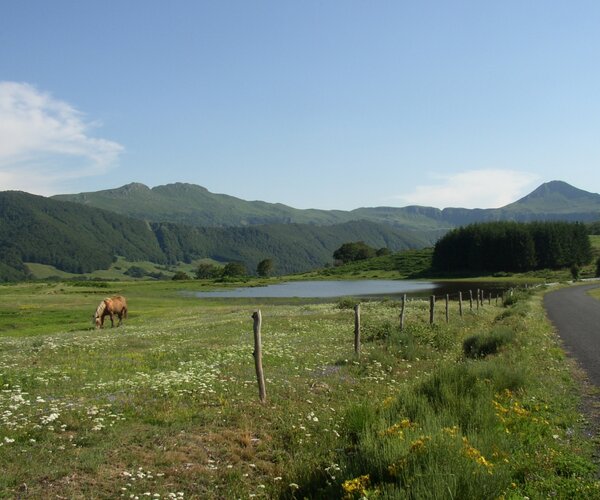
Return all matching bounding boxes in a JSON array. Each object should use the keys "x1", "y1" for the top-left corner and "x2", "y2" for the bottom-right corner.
[
  {"x1": 462, "y1": 437, "x2": 494, "y2": 473},
  {"x1": 342, "y1": 474, "x2": 370, "y2": 499},
  {"x1": 409, "y1": 436, "x2": 430, "y2": 453},
  {"x1": 382, "y1": 418, "x2": 413, "y2": 437},
  {"x1": 382, "y1": 396, "x2": 394, "y2": 407},
  {"x1": 442, "y1": 426, "x2": 459, "y2": 437}
]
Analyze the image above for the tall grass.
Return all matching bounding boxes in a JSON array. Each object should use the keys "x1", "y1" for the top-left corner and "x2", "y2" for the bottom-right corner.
[
  {"x1": 0, "y1": 282, "x2": 598, "y2": 498},
  {"x1": 289, "y1": 291, "x2": 600, "y2": 499}
]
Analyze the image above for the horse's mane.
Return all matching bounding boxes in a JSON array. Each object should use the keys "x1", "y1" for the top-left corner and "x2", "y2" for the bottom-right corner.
[{"x1": 95, "y1": 299, "x2": 108, "y2": 318}]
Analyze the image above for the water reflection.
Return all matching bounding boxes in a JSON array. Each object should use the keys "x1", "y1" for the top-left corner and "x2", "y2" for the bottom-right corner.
[{"x1": 191, "y1": 280, "x2": 521, "y2": 300}]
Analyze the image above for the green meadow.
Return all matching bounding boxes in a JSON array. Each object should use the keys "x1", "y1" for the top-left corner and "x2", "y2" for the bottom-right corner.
[{"x1": 0, "y1": 281, "x2": 599, "y2": 498}]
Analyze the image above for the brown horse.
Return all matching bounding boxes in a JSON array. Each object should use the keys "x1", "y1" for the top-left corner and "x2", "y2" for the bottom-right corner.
[{"x1": 94, "y1": 296, "x2": 128, "y2": 328}]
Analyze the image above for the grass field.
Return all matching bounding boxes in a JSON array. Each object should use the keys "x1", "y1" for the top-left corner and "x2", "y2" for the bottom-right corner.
[
  {"x1": 24, "y1": 257, "x2": 222, "y2": 282},
  {"x1": 0, "y1": 281, "x2": 599, "y2": 498}
]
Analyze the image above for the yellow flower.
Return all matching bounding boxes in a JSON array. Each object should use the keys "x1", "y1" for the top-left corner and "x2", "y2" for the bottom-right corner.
[
  {"x1": 381, "y1": 418, "x2": 414, "y2": 437},
  {"x1": 409, "y1": 435, "x2": 430, "y2": 453},
  {"x1": 382, "y1": 396, "x2": 394, "y2": 407},
  {"x1": 442, "y1": 426, "x2": 459, "y2": 437},
  {"x1": 462, "y1": 437, "x2": 494, "y2": 473},
  {"x1": 342, "y1": 474, "x2": 370, "y2": 499}
]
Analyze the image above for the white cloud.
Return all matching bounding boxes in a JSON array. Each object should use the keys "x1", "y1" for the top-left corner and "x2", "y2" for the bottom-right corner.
[
  {"x1": 397, "y1": 169, "x2": 540, "y2": 209},
  {"x1": 0, "y1": 81, "x2": 123, "y2": 194}
]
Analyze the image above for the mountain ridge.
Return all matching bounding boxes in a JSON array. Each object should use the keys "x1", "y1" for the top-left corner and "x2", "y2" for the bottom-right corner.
[{"x1": 52, "y1": 180, "x2": 600, "y2": 230}]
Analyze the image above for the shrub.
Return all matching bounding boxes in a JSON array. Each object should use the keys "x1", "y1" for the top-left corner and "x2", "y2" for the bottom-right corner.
[
  {"x1": 570, "y1": 264, "x2": 581, "y2": 281},
  {"x1": 171, "y1": 271, "x2": 189, "y2": 280},
  {"x1": 222, "y1": 262, "x2": 247, "y2": 278},
  {"x1": 195, "y1": 263, "x2": 221, "y2": 279},
  {"x1": 463, "y1": 327, "x2": 516, "y2": 359},
  {"x1": 124, "y1": 265, "x2": 147, "y2": 278},
  {"x1": 336, "y1": 297, "x2": 358, "y2": 310}
]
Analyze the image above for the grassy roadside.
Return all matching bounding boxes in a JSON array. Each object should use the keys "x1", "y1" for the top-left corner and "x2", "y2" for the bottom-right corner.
[{"x1": 0, "y1": 282, "x2": 598, "y2": 498}]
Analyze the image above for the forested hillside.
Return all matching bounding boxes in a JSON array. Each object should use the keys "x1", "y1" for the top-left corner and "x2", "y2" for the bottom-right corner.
[
  {"x1": 0, "y1": 191, "x2": 167, "y2": 280},
  {"x1": 0, "y1": 191, "x2": 427, "y2": 281},
  {"x1": 152, "y1": 220, "x2": 429, "y2": 275}
]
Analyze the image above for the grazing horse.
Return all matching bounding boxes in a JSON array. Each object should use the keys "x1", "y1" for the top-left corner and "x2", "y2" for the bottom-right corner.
[{"x1": 94, "y1": 296, "x2": 128, "y2": 328}]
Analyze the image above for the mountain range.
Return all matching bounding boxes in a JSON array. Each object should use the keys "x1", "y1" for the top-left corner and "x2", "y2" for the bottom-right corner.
[
  {"x1": 54, "y1": 180, "x2": 600, "y2": 233},
  {"x1": 1, "y1": 180, "x2": 599, "y2": 281}
]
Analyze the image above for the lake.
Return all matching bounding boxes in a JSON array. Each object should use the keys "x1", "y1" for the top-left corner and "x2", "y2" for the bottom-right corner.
[{"x1": 191, "y1": 280, "x2": 518, "y2": 299}]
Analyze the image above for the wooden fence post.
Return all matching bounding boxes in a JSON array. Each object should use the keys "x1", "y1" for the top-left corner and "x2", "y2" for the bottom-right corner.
[
  {"x1": 445, "y1": 294, "x2": 449, "y2": 323},
  {"x1": 476, "y1": 289, "x2": 480, "y2": 310},
  {"x1": 430, "y1": 295, "x2": 435, "y2": 324},
  {"x1": 252, "y1": 310, "x2": 266, "y2": 404},
  {"x1": 469, "y1": 290, "x2": 473, "y2": 311},
  {"x1": 400, "y1": 294, "x2": 406, "y2": 330},
  {"x1": 354, "y1": 304, "x2": 361, "y2": 356},
  {"x1": 458, "y1": 291, "x2": 463, "y2": 317},
  {"x1": 488, "y1": 292, "x2": 492, "y2": 305}
]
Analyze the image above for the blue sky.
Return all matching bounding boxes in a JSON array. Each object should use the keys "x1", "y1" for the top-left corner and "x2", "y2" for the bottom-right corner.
[{"x1": 1, "y1": 1, "x2": 600, "y2": 209}]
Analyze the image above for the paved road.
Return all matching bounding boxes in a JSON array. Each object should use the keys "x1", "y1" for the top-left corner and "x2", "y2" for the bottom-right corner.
[{"x1": 544, "y1": 284, "x2": 600, "y2": 386}]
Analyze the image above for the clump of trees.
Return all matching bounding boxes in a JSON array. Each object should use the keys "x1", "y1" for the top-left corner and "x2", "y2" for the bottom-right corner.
[
  {"x1": 333, "y1": 241, "x2": 390, "y2": 265},
  {"x1": 257, "y1": 258, "x2": 274, "y2": 277},
  {"x1": 195, "y1": 263, "x2": 222, "y2": 279},
  {"x1": 433, "y1": 221, "x2": 592, "y2": 273},
  {"x1": 194, "y1": 261, "x2": 250, "y2": 280},
  {"x1": 172, "y1": 271, "x2": 190, "y2": 280}
]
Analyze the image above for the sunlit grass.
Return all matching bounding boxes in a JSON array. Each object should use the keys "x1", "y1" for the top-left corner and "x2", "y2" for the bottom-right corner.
[{"x1": 0, "y1": 282, "x2": 598, "y2": 498}]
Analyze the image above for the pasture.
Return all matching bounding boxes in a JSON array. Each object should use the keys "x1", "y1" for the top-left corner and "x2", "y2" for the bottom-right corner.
[{"x1": 0, "y1": 281, "x2": 599, "y2": 498}]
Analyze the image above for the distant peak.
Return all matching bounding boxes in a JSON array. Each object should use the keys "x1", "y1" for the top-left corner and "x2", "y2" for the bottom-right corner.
[
  {"x1": 153, "y1": 182, "x2": 209, "y2": 193},
  {"x1": 520, "y1": 180, "x2": 596, "y2": 200},
  {"x1": 120, "y1": 182, "x2": 150, "y2": 192}
]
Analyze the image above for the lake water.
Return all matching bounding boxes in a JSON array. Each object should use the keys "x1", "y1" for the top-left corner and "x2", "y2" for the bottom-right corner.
[{"x1": 191, "y1": 280, "x2": 517, "y2": 299}]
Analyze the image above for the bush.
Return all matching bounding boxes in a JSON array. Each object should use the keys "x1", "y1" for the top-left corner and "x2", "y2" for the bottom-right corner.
[
  {"x1": 195, "y1": 263, "x2": 221, "y2": 279},
  {"x1": 222, "y1": 262, "x2": 247, "y2": 278},
  {"x1": 171, "y1": 271, "x2": 189, "y2": 280},
  {"x1": 463, "y1": 327, "x2": 516, "y2": 359},
  {"x1": 570, "y1": 264, "x2": 581, "y2": 281},
  {"x1": 336, "y1": 297, "x2": 358, "y2": 310},
  {"x1": 124, "y1": 265, "x2": 147, "y2": 278}
]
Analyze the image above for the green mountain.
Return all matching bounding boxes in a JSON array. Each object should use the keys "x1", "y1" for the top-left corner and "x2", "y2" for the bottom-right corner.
[
  {"x1": 0, "y1": 191, "x2": 167, "y2": 281},
  {"x1": 0, "y1": 191, "x2": 427, "y2": 281},
  {"x1": 499, "y1": 180, "x2": 600, "y2": 217},
  {"x1": 53, "y1": 180, "x2": 600, "y2": 233}
]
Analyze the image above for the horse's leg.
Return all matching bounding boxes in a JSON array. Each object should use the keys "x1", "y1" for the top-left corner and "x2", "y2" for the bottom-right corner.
[
  {"x1": 117, "y1": 311, "x2": 123, "y2": 327},
  {"x1": 109, "y1": 312, "x2": 115, "y2": 327}
]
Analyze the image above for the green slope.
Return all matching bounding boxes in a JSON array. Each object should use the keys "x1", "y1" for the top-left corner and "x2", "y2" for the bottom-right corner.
[
  {"x1": 0, "y1": 191, "x2": 166, "y2": 281},
  {"x1": 0, "y1": 192, "x2": 429, "y2": 280},
  {"x1": 151, "y1": 220, "x2": 430, "y2": 275}
]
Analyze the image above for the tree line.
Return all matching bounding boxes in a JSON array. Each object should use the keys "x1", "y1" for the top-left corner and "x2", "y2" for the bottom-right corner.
[{"x1": 432, "y1": 221, "x2": 593, "y2": 273}]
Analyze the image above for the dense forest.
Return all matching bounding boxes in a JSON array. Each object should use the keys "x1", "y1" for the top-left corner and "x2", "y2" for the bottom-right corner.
[
  {"x1": 0, "y1": 191, "x2": 425, "y2": 281},
  {"x1": 432, "y1": 221, "x2": 593, "y2": 273},
  {"x1": 0, "y1": 192, "x2": 166, "y2": 281}
]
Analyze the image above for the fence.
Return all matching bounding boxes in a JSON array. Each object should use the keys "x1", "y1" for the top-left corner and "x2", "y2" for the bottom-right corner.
[{"x1": 248, "y1": 287, "x2": 517, "y2": 402}]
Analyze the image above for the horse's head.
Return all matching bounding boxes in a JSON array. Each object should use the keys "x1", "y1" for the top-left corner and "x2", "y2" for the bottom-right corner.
[{"x1": 92, "y1": 313, "x2": 100, "y2": 328}]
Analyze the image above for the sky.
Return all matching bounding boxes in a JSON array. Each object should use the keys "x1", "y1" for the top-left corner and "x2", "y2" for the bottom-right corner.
[{"x1": 1, "y1": 1, "x2": 600, "y2": 210}]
